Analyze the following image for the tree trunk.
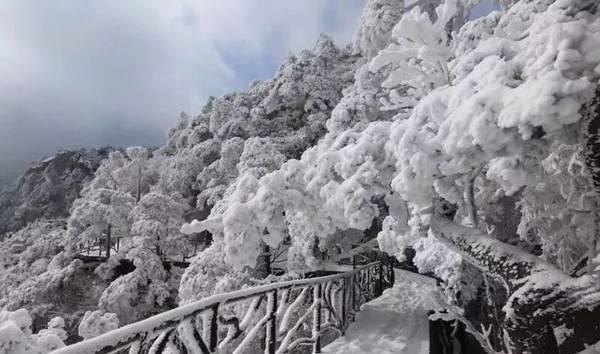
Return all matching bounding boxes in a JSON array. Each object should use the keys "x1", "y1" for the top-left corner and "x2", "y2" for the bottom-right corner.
[
  {"x1": 106, "y1": 224, "x2": 111, "y2": 259},
  {"x1": 265, "y1": 244, "x2": 271, "y2": 276},
  {"x1": 464, "y1": 172, "x2": 479, "y2": 227},
  {"x1": 255, "y1": 242, "x2": 272, "y2": 279}
]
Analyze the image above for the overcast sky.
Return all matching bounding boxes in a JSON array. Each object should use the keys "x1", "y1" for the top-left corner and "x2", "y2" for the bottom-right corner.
[{"x1": 0, "y1": 0, "x2": 366, "y2": 184}]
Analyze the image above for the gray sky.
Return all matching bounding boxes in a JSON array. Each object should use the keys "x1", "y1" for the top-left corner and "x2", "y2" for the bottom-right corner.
[{"x1": 0, "y1": 0, "x2": 365, "y2": 184}]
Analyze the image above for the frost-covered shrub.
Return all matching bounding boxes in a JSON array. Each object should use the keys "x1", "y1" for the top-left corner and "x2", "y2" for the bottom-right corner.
[
  {"x1": 77, "y1": 311, "x2": 119, "y2": 340},
  {"x1": 0, "y1": 309, "x2": 66, "y2": 354},
  {"x1": 413, "y1": 232, "x2": 463, "y2": 299},
  {"x1": 178, "y1": 241, "x2": 252, "y2": 304},
  {"x1": 0, "y1": 220, "x2": 85, "y2": 322}
]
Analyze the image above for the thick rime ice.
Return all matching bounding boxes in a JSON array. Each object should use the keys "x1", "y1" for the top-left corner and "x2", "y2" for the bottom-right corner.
[
  {"x1": 131, "y1": 192, "x2": 190, "y2": 258},
  {"x1": 0, "y1": 309, "x2": 66, "y2": 354},
  {"x1": 98, "y1": 247, "x2": 171, "y2": 324},
  {"x1": 4, "y1": 0, "x2": 600, "y2": 350},
  {"x1": 77, "y1": 311, "x2": 119, "y2": 340},
  {"x1": 178, "y1": 240, "x2": 251, "y2": 305},
  {"x1": 352, "y1": 0, "x2": 406, "y2": 59},
  {"x1": 180, "y1": 0, "x2": 600, "y2": 309}
]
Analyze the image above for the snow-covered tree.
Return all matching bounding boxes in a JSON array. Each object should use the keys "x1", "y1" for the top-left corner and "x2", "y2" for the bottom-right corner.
[
  {"x1": 6, "y1": 0, "x2": 600, "y2": 351},
  {"x1": 67, "y1": 188, "x2": 135, "y2": 258},
  {"x1": 369, "y1": 0, "x2": 458, "y2": 110},
  {"x1": 178, "y1": 240, "x2": 252, "y2": 304},
  {"x1": 180, "y1": 0, "x2": 600, "y2": 350},
  {"x1": 122, "y1": 146, "x2": 150, "y2": 202},
  {"x1": 66, "y1": 150, "x2": 140, "y2": 257},
  {"x1": 0, "y1": 221, "x2": 88, "y2": 334},
  {"x1": 352, "y1": 0, "x2": 406, "y2": 59},
  {"x1": 130, "y1": 191, "x2": 189, "y2": 258}
]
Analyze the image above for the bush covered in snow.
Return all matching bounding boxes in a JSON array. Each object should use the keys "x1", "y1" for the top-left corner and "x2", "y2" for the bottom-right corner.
[
  {"x1": 0, "y1": 309, "x2": 66, "y2": 354},
  {"x1": 77, "y1": 311, "x2": 119, "y2": 340}
]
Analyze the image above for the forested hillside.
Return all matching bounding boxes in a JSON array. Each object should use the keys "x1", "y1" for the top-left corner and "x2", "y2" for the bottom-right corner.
[
  {"x1": 2, "y1": 0, "x2": 600, "y2": 353},
  {"x1": 0, "y1": 148, "x2": 112, "y2": 239}
]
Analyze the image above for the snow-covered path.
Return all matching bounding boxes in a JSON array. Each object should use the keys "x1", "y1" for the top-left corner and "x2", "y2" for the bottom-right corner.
[{"x1": 323, "y1": 270, "x2": 442, "y2": 354}]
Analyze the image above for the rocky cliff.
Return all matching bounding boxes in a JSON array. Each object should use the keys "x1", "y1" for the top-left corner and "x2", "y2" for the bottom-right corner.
[{"x1": 0, "y1": 148, "x2": 112, "y2": 238}]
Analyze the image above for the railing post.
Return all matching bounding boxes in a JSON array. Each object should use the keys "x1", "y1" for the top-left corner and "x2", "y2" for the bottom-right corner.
[
  {"x1": 351, "y1": 273, "x2": 357, "y2": 314},
  {"x1": 390, "y1": 257, "x2": 393, "y2": 282},
  {"x1": 367, "y1": 266, "x2": 372, "y2": 298},
  {"x1": 341, "y1": 277, "x2": 347, "y2": 333},
  {"x1": 313, "y1": 284, "x2": 322, "y2": 353},
  {"x1": 209, "y1": 304, "x2": 219, "y2": 352},
  {"x1": 378, "y1": 262, "x2": 384, "y2": 296},
  {"x1": 266, "y1": 289, "x2": 277, "y2": 354}
]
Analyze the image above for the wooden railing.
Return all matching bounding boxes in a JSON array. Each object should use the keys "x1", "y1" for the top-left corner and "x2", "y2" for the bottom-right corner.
[
  {"x1": 49, "y1": 258, "x2": 394, "y2": 354},
  {"x1": 73, "y1": 240, "x2": 192, "y2": 268}
]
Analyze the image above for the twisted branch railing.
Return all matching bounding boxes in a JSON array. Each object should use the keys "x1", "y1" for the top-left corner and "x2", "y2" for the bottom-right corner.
[{"x1": 50, "y1": 259, "x2": 394, "y2": 354}]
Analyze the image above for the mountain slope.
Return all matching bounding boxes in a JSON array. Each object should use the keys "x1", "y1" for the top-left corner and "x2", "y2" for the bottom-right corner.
[{"x1": 0, "y1": 148, "x2": 111, "y2": 238}]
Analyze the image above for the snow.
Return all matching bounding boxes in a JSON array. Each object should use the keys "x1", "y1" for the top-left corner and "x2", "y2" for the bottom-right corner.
[
  {"x1": 352, "y1": 0, "x2": 405, "y2": 58},
  {"x1": 413, "y1": 231, "x2": 463, "y2": 299},
  {"x1": 578, "y1": 340, "x2": 600, "y2": 354},
  {"x1": 0, "y1": 309, "x2": 67, "y2": 354},
  {"x1": 4, "y1": 0, "x2": 600, "y2": 350},
  {"x1": 180, "y1": 0, "x2": 600, "y2": 292},
  {"x1": 323, "y1": 270, "x2": 444, "y2": 354},
  {"x1": 78, "y1": 311, "x2": 119, "y2": 340}
]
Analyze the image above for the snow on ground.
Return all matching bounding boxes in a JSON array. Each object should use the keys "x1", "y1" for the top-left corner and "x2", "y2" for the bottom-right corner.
[{"x1": 323, "y1": 270, "x2": 442, "y2": 354}]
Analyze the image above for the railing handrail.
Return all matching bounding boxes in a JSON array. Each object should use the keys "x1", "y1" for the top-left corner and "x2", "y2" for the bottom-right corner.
[{"x1": 50, "y1": 261, "x2": 385, "y2": 354}]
